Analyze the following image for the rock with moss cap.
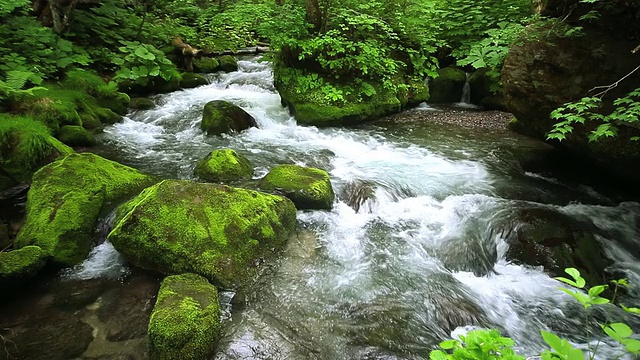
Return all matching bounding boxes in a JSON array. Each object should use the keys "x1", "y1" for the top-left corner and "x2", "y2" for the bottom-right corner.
[
  {"x1": 428, "y1": 67, "x2": 467, "y2": 103},
  {"x1": 180, "y1": 73, "x2": 208, "y2": 89},
  {"x1": 259, "y1": 164, "x2": 334, "y2": 210},
  {"x1": 0, "y1": 246, "x2": 48, "y2": 285},
  {"x1": 15, "y1": 153, "x2": 155, "y2": 267},
  {"x1": 108, "y1": 180, "x2": 296, "y2": 288},
  {"x1": 201, "y1": 100, "x2": 257, "y2": 136},
  {"x1": 193, "y1": 58, "x2": 220, "y2": 73},
  {"x1": 57, "y1": 125, "x2": 96, "y2": 147},
  {"x1": 218, "y1": 55, "x2": 238, "y2": 72},
  {"x1": 194, "y1": 149, "x2": 253, "y2": 183},
  {"x1": 130, "y1": 97, "x2": 156, "y2": 110},
  {"x1": 148, "y1": 273, "x2": 221, "y2": 360}
]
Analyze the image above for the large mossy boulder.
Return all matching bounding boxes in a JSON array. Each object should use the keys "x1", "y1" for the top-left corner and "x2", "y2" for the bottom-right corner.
[
  {"x1": 180, "y1": 73, "x2": 208, "y2": 89},
  {"x1": 502, "y1": 23, "x2": 640, "y2": 181},
  {"x1": 504, "y1": 207, "x2": 610, "y2": 287},
  {"x1": 193, "y1": 58, "x2": 220, "y2": 73},
  {"x1": 200, "y1": 100, "x2": 257, "y2": 135},
  {"x1": 57, "y1": 125, "x2": 96, "y2": 147},
  {"x1": 0, "y1": 115, "x2": 73, "y2": 192},
  {"x1": 218, "y1": 55, "x2": 238, "y2": 72},
  {"x1": 0, "y1": 246, "x2": 48, "y2": 285},
  {"x1": 259, "y1": 164, "x2": 334, "y2": 210},
  {"x1": 194, "y1": 149, "x2": 253, "y2": 182},
  {"x1": 428, "y1": 67, "x2": 467, "y2": 103},
  {"x1": 148, "y1": 273, "x2": 221, "y2": 360},
  {"x1": 275, "y1": 67, "x2": 428, "y2": 127},
  {"x1": 107, "y1": 180, "x2": 297, "y2": 288},
  {"x1": 14, "y1": 153, "x2": 155, "y2": 267}
]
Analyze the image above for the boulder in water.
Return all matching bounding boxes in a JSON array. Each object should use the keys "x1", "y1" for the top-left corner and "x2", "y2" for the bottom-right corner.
[
  {"x1": 200, "y1": 100, "x2": 257, "y2": 136},
  {"x1": 193, "y1": 57, "x2": 220, "y2": 73},
  {"x1": 259, "y1": 164, "x2": 334, "y2": 210},
  {"x1": 14, "y1": 153, "x2": 155, "y2": 267},
  {"x1": 505, "y1": 207, "x2": 611, "y2": 286},
  {"x1": 57, "y1": 125, "x2": 96, "y2": 147},
  {"x1": 339, "y1": 180, "x2": 376, "y2": 213},
  {"x1": 428, "y1": 67, "x2": 466, "y2": 103},
  {"x1": 180, "y1": 72, "x2": 208, "y2": 89},
  {"x1": 193, "y1": 149, "x2": 253, "y2": 183},
  {"x1": 149, "y1": 273, "x2": 221, "y2": 360},
  {"x1": 218, "y1": 55, "x2": 238, "y2": 72},
  {"x1": 107, "y1": 180, "x2": 297, "y2": 288},
  {"x1": 0, "y1": 246, "x2": 48, "y2": 286},
  {"x1": 130, "y1": 97, "x2": 156, "y2": 110}
]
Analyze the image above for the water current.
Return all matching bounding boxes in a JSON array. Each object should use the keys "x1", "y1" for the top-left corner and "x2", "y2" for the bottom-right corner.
[{"x1": 81, "y1": 57, "x2": 640, "y2": 359}]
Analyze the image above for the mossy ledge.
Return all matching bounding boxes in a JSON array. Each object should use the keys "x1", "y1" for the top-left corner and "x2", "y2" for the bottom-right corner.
[
  {"x1": 14, "y1": 153, "x2": 156, "y2": 267},
  {"x1": 107, "y1": 180, "x2": 297, "y2": 288},
  {"x1": 0, "y1": 246, "x2": 48, "y2": 286},
  {"x1": 148, "y1": 273, "x2": 221, "y2": 360},
  {"x1": 259, "y1": 164, "x2": 335, "y2": 210},
  {"x1": 193, "y1": 149, "x2": 253, "y2": 183}
]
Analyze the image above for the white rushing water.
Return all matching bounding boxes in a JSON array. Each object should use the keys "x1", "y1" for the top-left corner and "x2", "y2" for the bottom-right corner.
[{"x1": 92, "y1": 57, "x2": 640, "y2": 359}]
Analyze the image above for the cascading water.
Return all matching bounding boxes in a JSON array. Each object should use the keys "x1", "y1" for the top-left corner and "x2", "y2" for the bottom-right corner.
[
  {"x1": 460, "y1": 73, "x2": 471, "y2": 104},
  {"x1": 90, "y1": 57, "x2": 640, "y2": 359}
]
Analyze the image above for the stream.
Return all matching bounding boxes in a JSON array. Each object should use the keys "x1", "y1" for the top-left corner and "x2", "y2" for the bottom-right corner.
[{"x1": 3, "y1": 57, "x2": 640, "y2": 360}]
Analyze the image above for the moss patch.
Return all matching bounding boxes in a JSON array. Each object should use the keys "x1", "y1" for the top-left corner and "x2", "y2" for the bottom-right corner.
[
  {"x1": 0, "y1": 114, "x2": 73, "y2": 188},
  {"x1": 57, "y1": 125, "x2": 96, "y2": 147},
  {"x1": 15, "y1": 153, "x2": 155, "y2": 267},
  {"x1": 108, "y1": 180, "x2": 297, "y2": 288},
  {"x1": 194, "y1": 149, "x2": 253, "y2": 183},
  {"x1": 148, "y1": 273, "x2": 221, "y2": 360},
  {"x1": 193, "y1": 58, "x2": 220, "y2": 73},
  {"x1": 218, "y1": 55, "x2": 238, "y2": 72},
  {"x1": 259, "y1": 164, "x2": 334, "y2": 210},
  {"x1": 0, "y1": 246, "x2": 47, "y2": 284}
]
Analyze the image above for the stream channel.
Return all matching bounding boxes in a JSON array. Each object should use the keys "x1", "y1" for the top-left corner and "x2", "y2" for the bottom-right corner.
[{"x1": 2, "y1": 57, "x2": 640, "y2": 360}]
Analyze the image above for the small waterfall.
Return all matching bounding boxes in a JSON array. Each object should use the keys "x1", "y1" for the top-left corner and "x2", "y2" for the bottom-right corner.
[{"x1": 460, "y1": 72, "x2": 471, "y2": 104}]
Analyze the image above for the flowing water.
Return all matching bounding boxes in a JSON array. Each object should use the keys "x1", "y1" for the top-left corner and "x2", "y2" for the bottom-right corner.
[{"x1": 80, "y1": 57, "x2": 640, "y2": 359}]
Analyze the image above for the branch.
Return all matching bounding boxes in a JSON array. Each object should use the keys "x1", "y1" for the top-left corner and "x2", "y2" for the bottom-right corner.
[
  {"x1": 633, "y1": 44, "x2": 640, "y2": 54},
  {"x1": 588, "y1": 64, "x2": 640, "y2": 98}
]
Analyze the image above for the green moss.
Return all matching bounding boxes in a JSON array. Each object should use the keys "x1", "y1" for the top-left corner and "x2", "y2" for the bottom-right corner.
[
  {"x1": 194, "y1": 149, "x2": 253, "y2": 182},
  {"x1": 0, "y1": 114, "x2": 73, "y2": 184},
  {"x1": 80, "y1": 113, "x2": 103, "y2": 130},
  {"x1": 218, "y1": 55, "x2": 238, "y2": 72},
  {"x1": 0, "y1": 246, "x2": 47, "y2": 283},
  {"x1": 201, "y1": 100, "x2": 257, "y2": 135},
  {"x1": 93, "y1": 107, "x2": 122, "y2": 125},
  {"x1": 149, "y1": 273, "x2": 221, "y2": 360},
  {"x1": 57, "y1": 125, "x2": 96, "y2": 147},
  {"x1": 259, "y1": 164, "x2": 334, "y2": 210},
  {"x1": 15, "y1": 153, "x2": 155, "y2": 267},
  {"x1": 180, "y1": 73, "x2": 208, "y2": 89},
  {"x1": 428, "y1": 67, "x2": 467, "y2": 103},
  {"x1": 193, "y1": 58, "x2": 220, "y2": 73},
  {"x1": 108, "y1": 180, "x2": 297, "y2": 288},
  {"x1": 130, "y1": 97, "x2": 156, "y2": 110}
]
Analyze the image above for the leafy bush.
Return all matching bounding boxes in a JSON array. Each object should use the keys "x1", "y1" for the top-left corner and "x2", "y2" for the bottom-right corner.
[{"x1": 112, "y1": 41, "x2": 181, "y2": 85}]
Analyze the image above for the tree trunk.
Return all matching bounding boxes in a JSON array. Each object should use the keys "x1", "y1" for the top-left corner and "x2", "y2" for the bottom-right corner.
[{"x1": 305, "y1": 0, "x2": 322, "y2": 32}]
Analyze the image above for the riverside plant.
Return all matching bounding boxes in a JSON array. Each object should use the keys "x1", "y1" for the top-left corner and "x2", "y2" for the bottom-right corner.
[{"x1": 429, "y1": 268, "x2": 640, "y2": 360}]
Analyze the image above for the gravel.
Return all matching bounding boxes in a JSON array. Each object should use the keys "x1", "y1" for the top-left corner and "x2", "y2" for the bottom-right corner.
[{"x1": 380, "y1": 104, "x2": 514, "y2": 131}]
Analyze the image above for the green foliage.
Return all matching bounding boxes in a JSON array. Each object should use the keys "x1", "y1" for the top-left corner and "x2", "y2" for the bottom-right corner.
[
  {"x1": 547, "y1": 88, "x2": 640, "y2": 142},
  {"x1": 113, "y1": 41, "x2": 180, "y2": 84},
  {"x1": 430, "y1": 329, "x2": 524, "y2": 360}
]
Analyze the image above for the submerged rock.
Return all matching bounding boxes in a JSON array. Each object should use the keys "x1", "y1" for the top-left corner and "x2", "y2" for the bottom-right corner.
[
  {"x1": 0, "y1": 246, "x2": 47, "y2": 285},
  {"x1": 108, "y1": 180, "x2": 297, "y2": 288},
  {"x1": 259, "y1": 164, "x2": 334, "y2": 210},
  {"x1": 505, "y1": 206, "x2": 611, "y2": 286},
  {"x1": 129, "y1": 97, "x2": 156, "y2": 110},
  {"x1": 193, "y1": 149, "x2": 253, "y2": 183},
  {"x1": 200, "y1": 100, "x2": 257, "y2": 136},
  {"x1": 339, "y1": 180, "x2": 377, "y2": 213},
  {"x1": 218, "y1": 55, "x2": 238, "y2": 72},
  {"x1": 148, "y1": 273, "x2": 221, "y2": 360},
  {"x1": 14, "y1": 153, "x2": 155, "y2": 267},
  {"x1": 428, "y1": 67, "x2": 466, "y2": 103}
]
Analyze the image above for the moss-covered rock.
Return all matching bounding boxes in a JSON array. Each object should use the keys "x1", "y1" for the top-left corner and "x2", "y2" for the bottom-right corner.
[
  {"x1": 130, "y1": 97, "x2": 156, "y2": 110},
  {"x1": 14, "y1": 153, "x2": 155, "y2": 267},
  {"x1": 93, "y1": 106, "x2": 123, "y2": 125},
  {"x1": 218, "y1": 55, "x2": 238, "y2": 72},
  {"x1": 0, "y1": 115, "x2": 73, "y2": 190},
  {"x1": 148, "y1": 273, "x2": 221, "y2": 360},
  {"x1": 107, "y1": 180, "x2": 297, "y2": 287},
  {"x1": 259, "y1": 164, "x2": 334, "y2": 210},
  {"x1": 428, "y1": 67, "x2": 467, "y2": 103},
  {"x1": 0, "y1": 246, "x2": 47, "y2": 285},
  {"x1": 201, "y1": 100, "x2": 257, "y2": 136},
  {"x1": 194, "y1": 149, "x2": 253, "y2": 182},
  {"x1": 193, "y1": 58, "x2": 220, "y2": 73},
  {"x1": 57, "y1": 125, "x2": 96, "y2": 147},
  {"x1": 180, "y1": 73, "x2": 208, "y2": 89}
]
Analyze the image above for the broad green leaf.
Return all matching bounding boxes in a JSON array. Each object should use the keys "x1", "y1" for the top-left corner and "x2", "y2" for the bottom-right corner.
[{"x1": 429, "y1": 350, "x2": 449, "y2": 360}]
